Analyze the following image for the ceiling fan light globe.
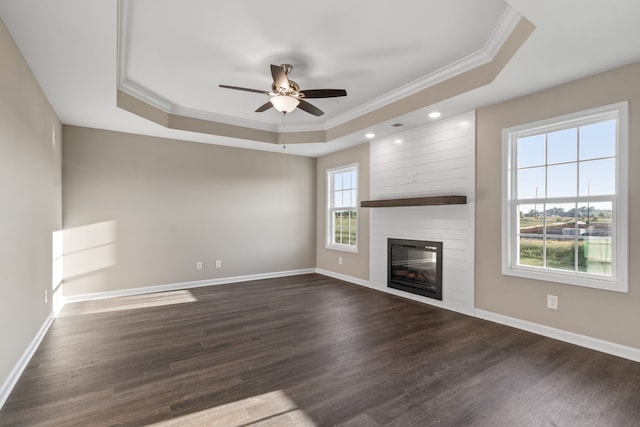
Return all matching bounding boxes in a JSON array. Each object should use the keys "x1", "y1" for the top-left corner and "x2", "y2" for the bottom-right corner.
[{"x1": 271, "y1": 95, "x2": 300, "y2": 113}]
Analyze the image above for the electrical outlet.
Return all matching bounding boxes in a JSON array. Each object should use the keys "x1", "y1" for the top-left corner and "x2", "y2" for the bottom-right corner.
[
  {"x1": 338, "y1": 256, "x2": 343, "y2": 265},
  {"x1": 44, "y1": 289, "x2": 48, "y2": 304},
  {"x1": 196, "y1": 261, "x2": 203, "y2": 271},
  {"x1": 216, "y1": 260, "x2": 222, "y2": 269},
  {"x1": 547, "y1": 294, "x2": 558, "y2": 310},
  {"x1": 407, "y1": 173, "x2": 417, "y2": 184}
]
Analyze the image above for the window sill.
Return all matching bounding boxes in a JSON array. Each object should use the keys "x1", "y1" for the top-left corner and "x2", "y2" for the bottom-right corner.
[
  {"x1": 502, "y1": 264, "x2": 627, "y2": 293},
  {"x1": 326, "y1": 244, "x2": 358, "y2": 253}
]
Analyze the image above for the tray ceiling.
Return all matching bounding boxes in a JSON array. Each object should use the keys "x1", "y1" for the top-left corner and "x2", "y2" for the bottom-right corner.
[{"x1": 1, "y1": 1, "x2": 640, "y2": 156}]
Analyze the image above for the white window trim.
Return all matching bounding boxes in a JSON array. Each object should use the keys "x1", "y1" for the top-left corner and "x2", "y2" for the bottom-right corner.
[
  {"x1": 501, "y1": 102, "x2": 628, "y2": 292},
  {"x1": 326, "y1": 163, "x2": 359, "y2": 253}
]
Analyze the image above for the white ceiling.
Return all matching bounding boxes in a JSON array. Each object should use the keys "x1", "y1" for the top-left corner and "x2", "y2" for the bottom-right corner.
[{"x1": 1, "y1": 1, "x2": 640, "y2": 157}]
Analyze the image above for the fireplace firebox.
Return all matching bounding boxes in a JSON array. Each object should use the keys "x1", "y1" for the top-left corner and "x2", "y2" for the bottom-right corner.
[{"x1": 388, "y1": 238, "x2": 442, "y2": 300}]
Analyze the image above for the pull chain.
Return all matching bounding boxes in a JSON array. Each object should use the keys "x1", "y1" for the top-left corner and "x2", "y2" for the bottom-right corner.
[{"x1": 281, "y1": 111, "x2": 287, "y2": 149}]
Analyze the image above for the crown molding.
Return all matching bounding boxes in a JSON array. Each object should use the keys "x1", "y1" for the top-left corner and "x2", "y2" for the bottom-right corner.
[
  {"x1": 484, "y1": 5, "x2": 523, "y2": 59},
  {"x1": 119, "y1": 78, "x2": 173, "y2": 112},
  {"x1": 118, "y1": 1, "x2": 177, "y2": 113},
  {"x1": 323, "y1": 6, "x2": 523, "y2": 129},
  {"x1": 117, "y1": 0, "x2": 330, "y2": 133},
  {"x1": 117, "y1": 1, "x2": 524, "y2": 138}
]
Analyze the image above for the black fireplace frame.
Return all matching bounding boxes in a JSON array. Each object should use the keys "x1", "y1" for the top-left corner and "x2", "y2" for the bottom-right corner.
[{"x1": 387, "y1": 238, "x2": 443, "y2": 300}]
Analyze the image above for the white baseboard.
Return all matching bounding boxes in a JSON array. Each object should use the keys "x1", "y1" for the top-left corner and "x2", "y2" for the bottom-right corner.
[
  {"x1": 314, "y1": 268, "x2": 371, "y2": 288},
  {"x1": 475, "y1": 309, "x2": 640, "y2": 363},
  {"x1": 314, "y1": 269, "x2": 640, "y2": 363},
  {"x1": 4, "y1": 270, "x2": 637, "y2": 413},
  {"x1": 315, "y1": 269, "x2": 476, "y2": 317},
  {"x1": 0, "y1": 313, "x2": 54, "y2": 410},
  {"x1": 63, "y1": 268, "x2": 316, "y2": 303}
]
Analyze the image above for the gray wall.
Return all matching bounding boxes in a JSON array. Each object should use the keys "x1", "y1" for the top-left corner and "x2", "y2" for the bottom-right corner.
[
  {"x1": 0, "y1": 19, "x2": 62, "y2": 390},
  {"x1": 316, "y1": 143, "x2": 370, "y2": 280},
  {"x1": 476, "y1": 62, "x2": 640, "y2": 349},
  {"x1": 62, "y1": 126, "x2": 316, "y2": 296}
]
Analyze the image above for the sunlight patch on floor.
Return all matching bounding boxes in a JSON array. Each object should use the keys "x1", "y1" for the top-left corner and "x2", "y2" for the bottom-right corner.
[
  {"x1": 59, "y1": 290, "x2": 198, "y2": 316},
  {"x1": 150, "y1": 389, "x2": 316, "y2": 426}
]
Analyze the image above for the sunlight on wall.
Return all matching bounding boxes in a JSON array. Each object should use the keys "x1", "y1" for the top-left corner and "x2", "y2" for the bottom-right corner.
[
  {"x1": 150, "y1": 389, "x2": 316, "y2": 426},
  {"x1": 62, "y1": 220, "x2": 118, "y2": 279},
  {"x1": 52, "y1": 229, "x2": 64, "y2": 314}
]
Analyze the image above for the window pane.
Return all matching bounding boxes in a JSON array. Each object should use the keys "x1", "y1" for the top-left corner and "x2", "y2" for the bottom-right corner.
[
  {"x1": 546, "y1": 237, "x2": 575, "y2": 271},
  {"x1": 579, "y1": 158, "x2": 615, "y2": 196},
  {"x1": 343, "y1": 190, "x2": 352, "y2": 207},
  {"x1": 577, "y1": 201, "x2": 612, "y2": 230},
  {"x1": 339, "y1": 210, "x2": 350, "y2": 244},
  {"x1": 332, "y1": 211, "x2": 340, "y2": 244},
  {"x1": 349, "y1": 210, "x2": 357, "y2": 245},
  {"x1": 339, "y1": 229, "x2": 346, "y2": 245},
  {"x1": 545, "y1": 203, "x2": 576, "y2": 236},
  {"x1": 328, "y1": 166, "x2": 358, "y2": 248},
  {"x1": 519, "y1": 236, "x2": 543, "y2": 267},
  {"x1": 504, "y1": 105, "x2": 624, "y2": 288},
  {"x1": 547, "y1": 163, "x2": 577, "y2": 198},
  {"x1": 334, "y1": 190, "x2": 342, "y2": 208},
  {"x1": 518, "y1": 204, "x2": 543, "y2": 234},
  {"x1": 342, "y1": 172, "x2": 351, "y2": 190},
  {"x1": 584, "y1": 201, "x2": 612, "y2": 235},
  {"x1": 334, "y1": 173, "x2": 343, "y2": 190},
  {"x1": 517, "y1": 134, "x2": 545, "y2": 168},
  {"x1": 548, "y1": 128, "x2": 577, "y2": 164},
  {"x1": 333, "y1": 210, "x2": 354, "y2": 246},
  {"x1": 517, "y1": 167, "x2": 545, "y2": 199},
  {"x1": 579, "y1": 237, "x2": 612, "y2": 275},
  {"x1": 579, "y1": 120, "x2": 615, "y2": 160}
]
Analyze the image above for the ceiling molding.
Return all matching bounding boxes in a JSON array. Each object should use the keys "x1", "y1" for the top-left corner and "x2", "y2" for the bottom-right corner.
[
  {"x1": 117, "y1": 0, "x2": 313, "y2": 133},
  {"x1": 483, "y1": 5, "x2": 523, "y2": 59},
  {"x1": 119, "y1": 78, "x2": 173, "y2": 112},
  {"x1": 116, "y1": 1, "x2": 532, "y2": 145},
  {"x1": 323, "y1": 6, "x2": 523, "y2": 130},
  {"x1": 324, "y1": 17, "x2": 535, "y2": 141}
]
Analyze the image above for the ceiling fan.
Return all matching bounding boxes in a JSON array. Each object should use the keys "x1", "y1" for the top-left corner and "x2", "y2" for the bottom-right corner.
[{"x1": 219, "y1": 64, "x2": 347, "y2": 117}]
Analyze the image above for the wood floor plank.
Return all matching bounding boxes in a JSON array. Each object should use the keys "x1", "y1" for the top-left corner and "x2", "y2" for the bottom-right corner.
[{"x1": 1, "y1": 274, "x2": 639, "y2": 426}]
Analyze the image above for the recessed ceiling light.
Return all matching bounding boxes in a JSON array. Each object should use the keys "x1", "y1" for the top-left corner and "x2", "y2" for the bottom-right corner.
[
  {"x1": 394, "y1": 139, "x2": 403, "y2": 144},
  {"x1": 428, "y1": 111, "x2": 441, "y2": 119},
  {"x1": 365, "y1": 133, "x2": 375, "y2": 139}
]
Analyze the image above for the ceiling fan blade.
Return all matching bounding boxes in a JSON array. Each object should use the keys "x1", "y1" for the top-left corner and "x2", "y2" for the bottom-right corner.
[
  {"x1": 270, "y1": 64, "x2": 290, "y2": 92},
  {"x1": 255, "y1": 101, "x2": 273, "y2": 113},
  {"x1": 219, "y1": 84, "x2": 269, "y2": 95},
  {"x1": 297, "y1": 99, "x2": 324, "y2": 116},
  {"x1": 300, "y1": 89, "x2": 347, "y2": 99}
]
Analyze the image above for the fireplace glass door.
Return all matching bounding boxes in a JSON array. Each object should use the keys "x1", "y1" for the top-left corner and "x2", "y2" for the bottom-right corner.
[{"x1": 388, "y1": 239, "x2": 442, "y2": 300}]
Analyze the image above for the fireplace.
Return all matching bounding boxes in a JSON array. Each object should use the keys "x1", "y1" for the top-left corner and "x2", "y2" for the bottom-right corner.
[{"x1": 388, "y1": 238, "x2": 442, "y2": 300}]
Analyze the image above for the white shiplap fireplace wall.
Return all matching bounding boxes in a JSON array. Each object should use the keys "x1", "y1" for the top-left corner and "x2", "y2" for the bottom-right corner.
[{"x1": 369, "y1": 111, "x2": 475, "y2": 314}]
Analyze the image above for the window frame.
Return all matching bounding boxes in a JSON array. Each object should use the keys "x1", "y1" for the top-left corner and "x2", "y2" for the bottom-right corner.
[
  {"x1": 501, "y1": 102, "x2": 628, "y2": 292},
  {"x1": 326, "y1": 163, "x2": 359, "y2": 253}
]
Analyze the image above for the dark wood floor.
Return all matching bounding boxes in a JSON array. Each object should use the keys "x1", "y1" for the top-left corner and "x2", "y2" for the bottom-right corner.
[{"x1": 1, "y1": 274, "x2": 639, "y2": 426}]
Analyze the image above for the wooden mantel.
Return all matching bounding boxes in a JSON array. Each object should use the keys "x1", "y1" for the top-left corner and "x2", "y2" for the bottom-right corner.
[{"x1": 360, "y1": 195, "x2": 467, "y2": 208}]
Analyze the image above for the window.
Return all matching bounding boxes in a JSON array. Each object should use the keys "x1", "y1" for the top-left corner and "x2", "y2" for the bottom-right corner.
[
  {"x1": 327, "y1": 164, "x2": 358, "y2": 252},
  {"x1": 502, "y1": 102, "x2": 628, "y2": 292}
]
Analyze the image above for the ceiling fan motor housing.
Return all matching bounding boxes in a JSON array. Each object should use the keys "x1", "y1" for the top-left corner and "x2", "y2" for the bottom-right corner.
[{"x1": 219, "y1": 63, "x2": 347, "y2": 117}]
